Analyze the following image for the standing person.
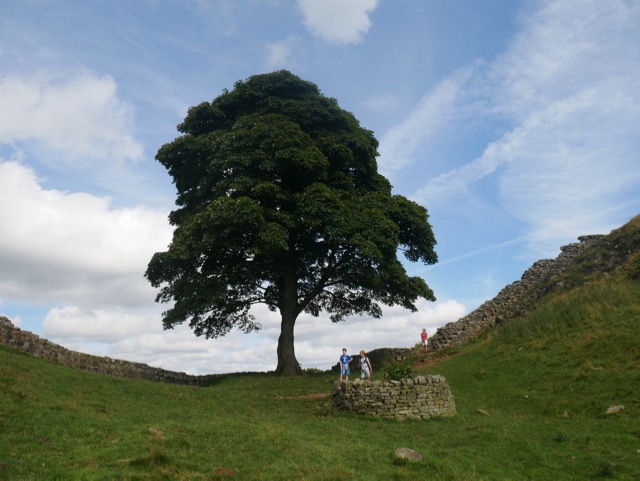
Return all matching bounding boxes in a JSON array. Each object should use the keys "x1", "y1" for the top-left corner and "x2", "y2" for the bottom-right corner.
[
  {"x1": 421, "y1": 328, "x2": 428, "y2": 352},
  {"x1": 359, "y1": 350, "x2": 373, "y2": 380},
  {"x1": 339, "y1": 348, "x2": 352, "y2": 382}
]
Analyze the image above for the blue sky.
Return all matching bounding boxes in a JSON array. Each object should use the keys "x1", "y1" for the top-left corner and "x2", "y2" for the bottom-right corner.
[{"x1": 1, "y1": 0, "x2": 639, "y2": 374}]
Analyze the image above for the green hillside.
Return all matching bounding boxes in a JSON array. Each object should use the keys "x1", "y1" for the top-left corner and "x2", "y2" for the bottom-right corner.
[{"x1": 1, "y1": 216, "x2": 639, "y2": 480}]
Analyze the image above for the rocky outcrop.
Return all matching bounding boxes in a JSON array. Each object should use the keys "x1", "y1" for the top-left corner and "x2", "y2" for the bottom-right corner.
[
  {"x1": 332, "y1": 375, "x2": 455, "y2": 419},
  {"x1": 429, "y1": 235, "x2": 604, "y2": 351}
]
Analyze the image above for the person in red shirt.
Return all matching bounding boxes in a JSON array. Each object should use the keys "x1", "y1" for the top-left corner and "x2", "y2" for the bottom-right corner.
[{"x1": 421, "y1": 328, "x2": 428, "y2": 352}]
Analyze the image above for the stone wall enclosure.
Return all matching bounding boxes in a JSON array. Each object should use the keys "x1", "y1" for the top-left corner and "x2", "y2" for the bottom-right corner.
[{"x1": 333, "y1": 375, "x2": 456, "y2": 419}]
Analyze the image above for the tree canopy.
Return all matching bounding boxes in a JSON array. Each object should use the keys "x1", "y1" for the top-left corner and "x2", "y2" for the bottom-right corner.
[{"x1": 145, "y1": 70, "x2": 437, "y2": 375}]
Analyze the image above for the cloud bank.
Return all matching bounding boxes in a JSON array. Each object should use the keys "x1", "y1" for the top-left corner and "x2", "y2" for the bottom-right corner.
[{"x1": 381, "y1": 0, "x2": 640, "y2": 256}]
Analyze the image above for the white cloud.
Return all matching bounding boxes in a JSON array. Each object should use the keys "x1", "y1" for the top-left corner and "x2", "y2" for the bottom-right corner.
[
  {"x1": 0, "y1": 71, "x2": 143, "y2": 164},
  {"x1": 363, "y1": 94, "x2": 398, "y2": 113},
  {"x1": 497, "y1": 87, "x2": 640, "y2": 246},
  {"x1": 292, "y1": 298, "x2": 464, "y2": 370},
  {"x1": 39, "y1": 296, "x2": 464, "y2": 375},
  {"x1": 43, "y1": 306, "x2": 157, "y2": 342},
  {"x1": 489, "y1": 0, "x2": 640, "y2": 120},
  {"x1": 0, "y1": 161, "x2": 172, "y2": 306},
  {"x1": 297, "y1": 0, "x2": 379, "y2": 44},
  {"x1": 411, "y1": 130, "x2": 507, "y2": 207},
  {"x1": 432, "y1": 236, "x2": 530, "y2": 268},
  {"x1": 264, "y1": 35, "x2": 300, "y2": 70},
  {"x1": 406, "y1": 0, "x2": 640, "y2": 257},
  {"x1": 378, "y1": 66, "x2": 475, "y2": 179},
  {"x1": 491, "y1": 0, "x2": 640, "y2": 251}
]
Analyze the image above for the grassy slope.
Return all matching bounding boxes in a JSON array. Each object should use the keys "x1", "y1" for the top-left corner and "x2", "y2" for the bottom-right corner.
[{"x1": 1, "y1": 219, "x2": 639, "y2": 480}]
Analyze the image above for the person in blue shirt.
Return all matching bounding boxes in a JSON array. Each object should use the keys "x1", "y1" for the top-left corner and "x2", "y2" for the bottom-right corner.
[{"x1": 339, "y1": 348, "x2": 352, "y2": 382}]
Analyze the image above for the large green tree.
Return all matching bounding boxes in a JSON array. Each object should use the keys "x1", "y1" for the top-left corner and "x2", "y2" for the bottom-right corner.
[{"x1": 145, "y1": 71, "x2": 437, "y2": 375}]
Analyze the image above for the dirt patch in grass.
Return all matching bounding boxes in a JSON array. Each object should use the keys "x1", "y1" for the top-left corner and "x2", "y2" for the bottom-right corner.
[{"x1": 287, "y1": 392, "x2": 330, "y2": 400}]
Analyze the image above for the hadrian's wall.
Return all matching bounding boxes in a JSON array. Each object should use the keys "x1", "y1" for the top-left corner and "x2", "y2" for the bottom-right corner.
[
  {"x1": 429, "y1": 235, "x2": 604, "y2": 352},
  {"x1": 332, "y1": 375, "x2": 456, "y2": 419},
  {"x1": 0, "y1": 316, "x2": 202, "y2": 385}
]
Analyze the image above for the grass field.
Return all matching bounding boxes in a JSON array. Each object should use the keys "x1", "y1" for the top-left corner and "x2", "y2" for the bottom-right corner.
[{"x1": 1, "y1": 276, "x2": 639, "y2": 480}]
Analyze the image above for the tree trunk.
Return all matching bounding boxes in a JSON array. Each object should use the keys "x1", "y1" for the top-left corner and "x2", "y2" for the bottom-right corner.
[
  {"x1": 274, "y1": 310, "x2": 303, "y2": 375},
  {"x1": 274, "y1": 269, "x2": 303, "y2": 376}
]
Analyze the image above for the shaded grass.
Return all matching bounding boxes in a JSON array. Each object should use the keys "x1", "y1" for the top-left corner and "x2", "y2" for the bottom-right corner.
[{"x1": 1, "y1": 280, "x2": 639, "y2": 480}]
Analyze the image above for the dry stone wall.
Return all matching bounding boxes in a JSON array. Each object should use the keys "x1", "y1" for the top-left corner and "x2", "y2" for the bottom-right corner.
[
  {"x1": 0, "y1": 316, "x2": 202, "y2": 385},
  {"x1": 429, "y1": 235, "x2": 604, "y2": 352},
  {"x1": 332, "y1": 375, "x2": 456, "y2": 419}
]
